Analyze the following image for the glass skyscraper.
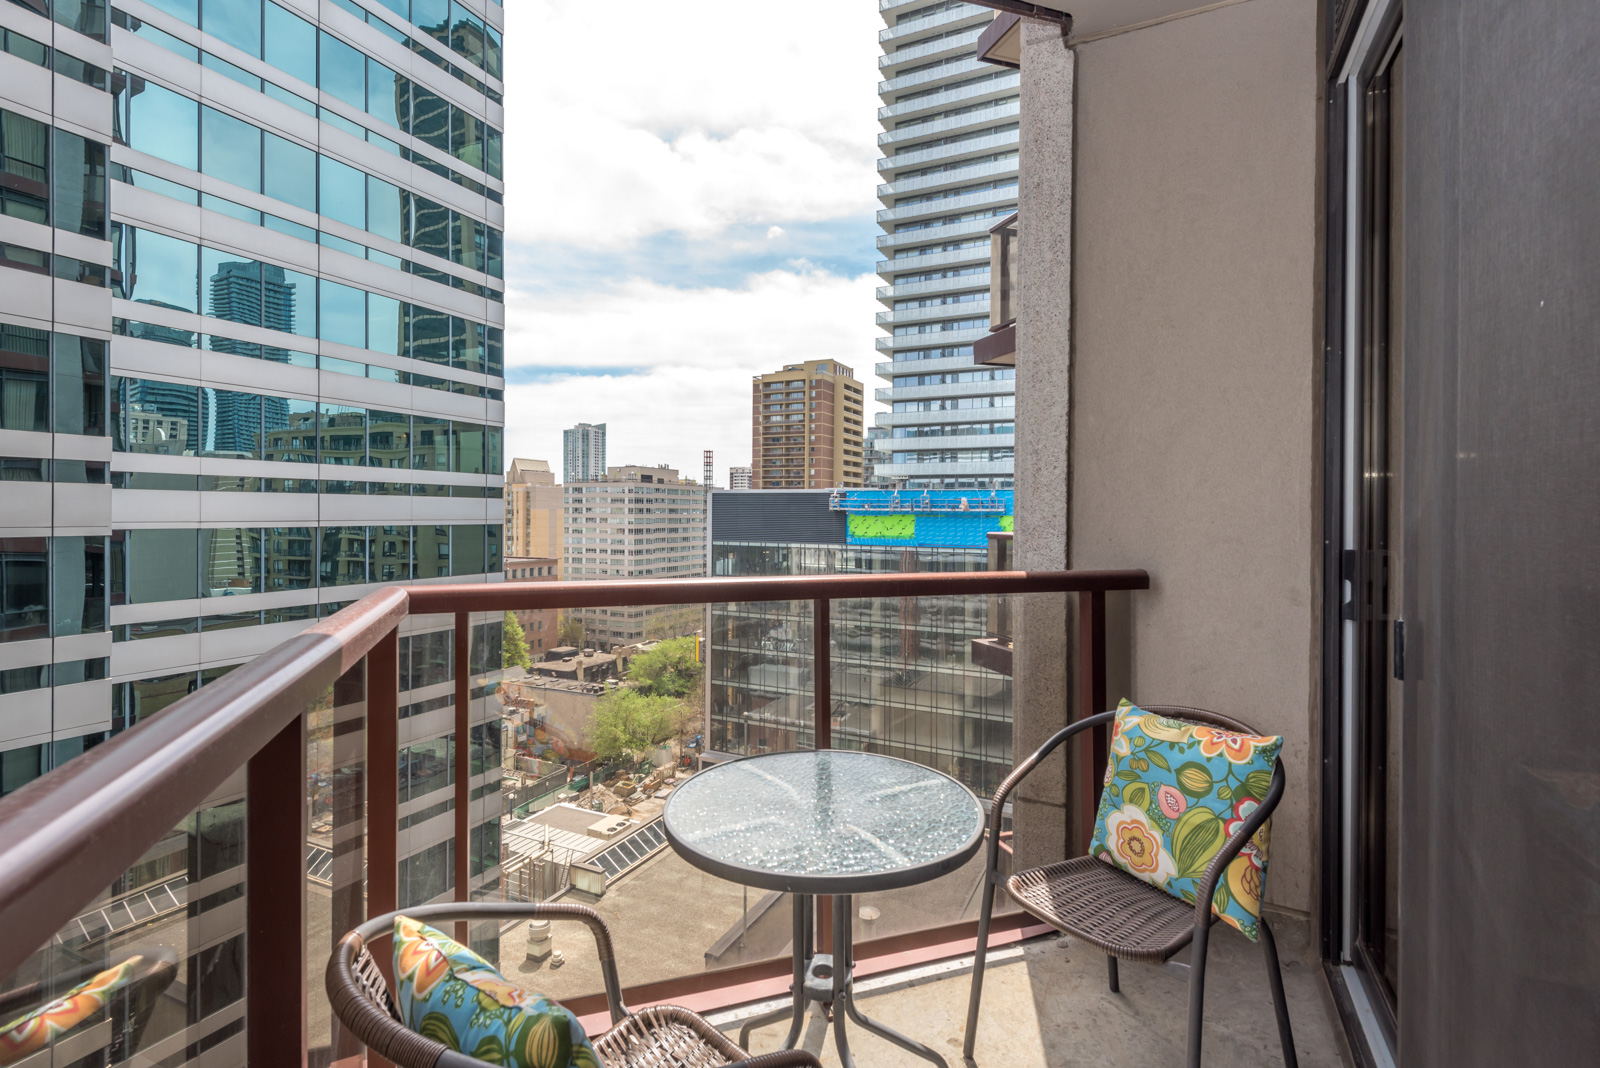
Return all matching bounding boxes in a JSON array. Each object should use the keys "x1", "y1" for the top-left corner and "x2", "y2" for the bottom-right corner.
[
  {"x1": 875, "y1": 2, "x2": 1018, "y2": 489},
  {"x1": 1, "y1": 1, "x2": 508, "y2": 1059}
]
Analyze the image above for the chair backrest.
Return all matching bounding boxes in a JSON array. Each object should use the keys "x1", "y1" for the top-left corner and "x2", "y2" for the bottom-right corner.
[{"x1": 352, "y1": 945, "x2": 401, "y2": 1022}]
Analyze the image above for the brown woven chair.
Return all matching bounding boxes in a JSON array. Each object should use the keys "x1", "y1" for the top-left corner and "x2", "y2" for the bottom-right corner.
[
  {"x1": 963, "y1": 706, "x2": 1297, "y2": 1068},
  {"x1": 326, "y1": 902, "x2": 822, "y2": 1068}
]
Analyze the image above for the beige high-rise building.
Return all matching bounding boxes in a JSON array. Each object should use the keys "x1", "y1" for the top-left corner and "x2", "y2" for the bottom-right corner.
[
  {"x1": 504, "y1": 458, "x2": 563, "y2": 577},
  {"x1": 751, "y1": 362, "x2": 865, "y2": 489}
]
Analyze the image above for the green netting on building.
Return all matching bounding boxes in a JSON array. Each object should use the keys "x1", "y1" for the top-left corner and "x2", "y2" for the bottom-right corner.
[
  {"x1": 849, "y1": 514, "x2": 916, "y2": 540},
  {"x1": 1000, "y1": 515, "x2": 1014, "y2": 532}
]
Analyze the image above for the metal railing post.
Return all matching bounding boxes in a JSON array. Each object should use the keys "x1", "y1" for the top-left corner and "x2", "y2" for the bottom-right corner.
[
  {"x1": 247, "y1": 710, "x2": 308, "y2": 1068},
  {"x1": 368, "y1": 628, "x2": 399, "y2": 1001},
  {"x1": 813, "y1": 598, "x2": 831, "y2": 751},
  {"x1": 455, "y1": 612, "x2": 471, "y2": 937},
  {"x1": 1076, "y1": 590, "x2": 1108, "y2": 852}
]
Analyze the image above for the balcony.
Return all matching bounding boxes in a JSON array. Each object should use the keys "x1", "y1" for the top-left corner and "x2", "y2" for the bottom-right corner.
[{"x1": 0, "y1": 553, "x2": 1372, "y2": 1068}]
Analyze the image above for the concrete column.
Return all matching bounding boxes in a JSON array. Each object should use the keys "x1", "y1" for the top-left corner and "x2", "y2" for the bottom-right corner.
[{"x1": 1010, "y1": 25, "x2": 1076, "y2": 871}]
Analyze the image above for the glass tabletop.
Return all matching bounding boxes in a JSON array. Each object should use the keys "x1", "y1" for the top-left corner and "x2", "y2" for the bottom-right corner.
[{"x1": 662, "y1": 750, "x2": 985, "y2": 893}]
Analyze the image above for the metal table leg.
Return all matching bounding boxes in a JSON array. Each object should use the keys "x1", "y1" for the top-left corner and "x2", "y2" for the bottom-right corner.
[
  {"x1": 831, "y1": 894, "x2": 950, "y2": 1068},
  {"x1": 738, "y1": 894, "x2": 812, "y2": 1051}
]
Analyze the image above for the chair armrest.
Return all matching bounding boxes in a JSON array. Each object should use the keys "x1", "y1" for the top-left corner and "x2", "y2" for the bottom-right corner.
[
  {"x1": 730, "y1": 1051, "x2": 826, "y2": 1068},
  {"x1": 1191, "y1": 759, "x2": 1286, "y2": 929},
  {"x1": 350, "y1": 901, "x2": 630, "y2": 1026},
  {"x1": 988, "y1": 709, "x2": 1118, "y2": 837}
]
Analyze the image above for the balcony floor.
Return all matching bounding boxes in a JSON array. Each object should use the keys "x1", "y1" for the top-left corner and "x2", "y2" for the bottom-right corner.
[{"x1": 723, "y1": 924, "x2": 1354, "y2": 1068}]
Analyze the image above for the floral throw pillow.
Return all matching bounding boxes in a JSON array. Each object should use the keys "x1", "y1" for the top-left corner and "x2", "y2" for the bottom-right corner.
[
  {"x1": 1088, "y1": 699, "x2": 1282, "y2": 940},
  {"x1": 1, "y1": 956, "x2": 142, "y2": 1066},
  {"x1": 393, "y1": 916, "x2": 600, "y2": 1068}
]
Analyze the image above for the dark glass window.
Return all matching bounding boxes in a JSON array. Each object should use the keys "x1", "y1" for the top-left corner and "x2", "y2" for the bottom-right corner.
[
  {"x1": 451, "y1": 422, "x2": 484, "y2": 474},
  {"x1": 368, "y1": 410, "x2": 410, "y2": 470},
  {"x1": 200, "y1": 106, "x2": 261, "y2": 192},
  {"x1": 203, "y1": 250, "x2": 263, "y2": 328},
  {"x1": 485, "y1": 326, "x2": 503, "y2": 376},
  {"x1": 409, "y1": 84, "x2": 450, "y2": 153},
  {"x1": 265, "y1": 526, "x2": 315, "y2": 591},
  {"x1": 452, "y1": 524, "x2": 484, "y2": 576},
  {"x1": 264, "y1": 398, "x2": 317, "y2": 463},
  {"x1": 201, "y1": 528, "x2": 263, "y2": 596},
  {"x1": 451, "y1": 212, "x2": 484, "y2": 272},
  {"x1": 409, "y1": 195, "x2": 450, "y2": 259},
  {"x1": 0, "y1": 538, "x2": 48, "y2": 641},
  {"x1": 0, "y1": 744, "x2": 46, "y2": 799},
  {"x1": 201, "y1": 388, "x2": 261, "y2": 459},
  {"x1": 318, "y1": 404, "x2": 366, "y2": 466},
  {"x1": 453, "y1": 318, "x2": 485, "y2": 373},
  {"x1": 262, "y1": 132, "x2": 316, "y2": 212},
  {"x1": 413, "y1": 524, "x2": 450, "y2": 579},
  {"x1": 51, "y1": 535, "x2": 106, "y2": 636},
  {"x1": 0, "y1": 108, "x2": 49, "y2": 225},
  {"x1": 485, "y1": 226, "x2": 503, "y2": 279},
  {"x1": 411, "y1": 415, "x2": 449, "y2": 471},
  {"x1": 409, "y1": 304, "x2": 450, "y2": 365},
  {"x1": 0, "y1": 663, "x2": 48, "y2": 695},
  {"x1": 52, "y1": 128, "x2": 107, "y2": 238},
  {"x1": 55, "y1": 0, "x2": 109, "y2": 42},
  {"x1": 127, "y1": 529, "x2": 198, "y2": 603},
  {"x1": 52, "y1": 334, "x2": 106, "y2": 434},
  {"x1": 450, "y1": 108, "x2": 482, "y2": 170},
  {"x1": 117, "y1": 378, "x2": 200, "y2": 456},
  {"x1": 320, "y1": 526, "x2": 367, "y2": 586},
  {"x1": 0, "y1": 324, "x2": 51, "y2": 432}
]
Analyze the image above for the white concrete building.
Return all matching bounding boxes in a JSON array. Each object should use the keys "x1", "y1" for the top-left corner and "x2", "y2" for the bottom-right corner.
[
  {"x1": 561, "y1": 464, "x2": 706, "y2": 648},
  {"x1": 874, "y1": 1, "x2": 1017, "y2": 489}
]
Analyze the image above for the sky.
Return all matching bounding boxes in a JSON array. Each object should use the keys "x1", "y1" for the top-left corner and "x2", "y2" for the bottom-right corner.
[{"x1": 500, "y1": 0, "x2": 887, "y2": 485}]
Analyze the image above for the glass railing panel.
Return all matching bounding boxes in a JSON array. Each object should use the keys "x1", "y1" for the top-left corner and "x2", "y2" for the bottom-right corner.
[
  {"x1": 0, "y1": 773, "x2": 248, "y2": 1068},
  {"x1": 708, "y1": 599, "x2": 816, "y2": 755},
  {"x1": 310, "y1": 662, "x2": 369, "y2": 1068}
]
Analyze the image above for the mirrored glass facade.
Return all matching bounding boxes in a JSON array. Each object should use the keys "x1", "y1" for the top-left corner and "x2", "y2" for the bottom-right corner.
[{"x1": 0, "y1": 3, "x2": 506, "y2": 1057}]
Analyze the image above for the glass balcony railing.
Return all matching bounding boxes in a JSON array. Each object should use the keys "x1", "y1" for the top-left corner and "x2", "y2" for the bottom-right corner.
[{"x1": 0, "y1": 567, "x2": 1147, "y2": 1065}]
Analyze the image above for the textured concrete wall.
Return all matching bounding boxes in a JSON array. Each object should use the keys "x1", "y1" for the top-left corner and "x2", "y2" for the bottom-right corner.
[
  {"x1": 1010, "y1": 20, "x2": 1076, "y2": 871},
  {"x1": 1065, "y1": 0, "x2": 1322, "y2": 915}
]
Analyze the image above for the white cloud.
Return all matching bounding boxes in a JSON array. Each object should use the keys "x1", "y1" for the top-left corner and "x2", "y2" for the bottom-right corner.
[
  {"x1": 501, "y1": 268, "x2": 884, "y2": 481},
  {"x1": 504, "y1": 0, "x2": 884, "y2": 246}
]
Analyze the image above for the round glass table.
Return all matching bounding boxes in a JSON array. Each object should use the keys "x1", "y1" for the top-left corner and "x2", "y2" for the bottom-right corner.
[{"x1": 663, "y1": 750, "x2": 984, "y2": 1068}]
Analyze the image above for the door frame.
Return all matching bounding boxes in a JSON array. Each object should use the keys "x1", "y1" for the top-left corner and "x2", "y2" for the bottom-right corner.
[{"x1": 1319, "y1": 0, "x2": 1404, "y2": 1065}]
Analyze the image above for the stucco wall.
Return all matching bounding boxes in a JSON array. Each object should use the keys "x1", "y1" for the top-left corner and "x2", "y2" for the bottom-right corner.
[{"x1": 1053, "y1": 0, "x2": 1321, "y2": 916}]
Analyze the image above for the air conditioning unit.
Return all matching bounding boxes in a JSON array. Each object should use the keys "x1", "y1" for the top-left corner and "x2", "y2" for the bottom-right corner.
[{"x1": 586, "y1": 815, "x2": 630, "y2": 841}]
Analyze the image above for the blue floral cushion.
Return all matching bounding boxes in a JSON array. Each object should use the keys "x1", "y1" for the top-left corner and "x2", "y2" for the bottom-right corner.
[
  {"x1": 393, "y1": 916, "x2": 601, "y2": 1068},
  {"x1": 1088, "y1": 700, "x2": 1282, "y2": 940}
]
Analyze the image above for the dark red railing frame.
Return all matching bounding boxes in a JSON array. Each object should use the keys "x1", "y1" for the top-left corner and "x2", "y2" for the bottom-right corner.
[{"x1": 0, "y1": 568, "x2": 1147, "y2": 1065}]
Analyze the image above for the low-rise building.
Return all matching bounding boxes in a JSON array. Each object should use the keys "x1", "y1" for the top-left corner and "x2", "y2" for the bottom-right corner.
[{"x1": 504, "y1": 554, "x2": 559, "y2": 655}]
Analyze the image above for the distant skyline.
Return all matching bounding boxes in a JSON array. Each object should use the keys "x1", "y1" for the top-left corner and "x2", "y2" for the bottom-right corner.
[{"x1": 500, "y1": 1, "x2": 888, "y2": 480}]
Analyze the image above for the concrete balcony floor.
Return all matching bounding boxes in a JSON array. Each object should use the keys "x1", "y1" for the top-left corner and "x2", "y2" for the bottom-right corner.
[{"x1": 723, "y1": 927, "x2": 1354, "y2": 1068}]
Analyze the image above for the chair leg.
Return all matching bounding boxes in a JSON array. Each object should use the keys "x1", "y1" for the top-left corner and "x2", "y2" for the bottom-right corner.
[
  {"x1": 1107, "y1": 955, "x2": 1120, "y2": 993},
  {"x1": 1259, "y1": 917, "x2": 1299, "y2": 1068},
  {"x1": 961, "y1": 873, "x2": 998, "y2": 1059},
  {"x1": 1186, "y1": 924, "x2": 1210, "y2": 1068}
]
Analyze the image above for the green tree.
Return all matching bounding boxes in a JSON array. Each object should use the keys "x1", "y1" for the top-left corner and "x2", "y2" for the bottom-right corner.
[
  {"x1": 557, "y1": 614, "x2": 585, "y2": 648},
  {"x1": 587, "y1": 690, "x2": 679, "y2": 763},
  {"x1": 502, "y1": 611, "x2": 532, "y2": 671},
  {"x1": 627, "y1": 636, "x2": 701, "y2": 698}
]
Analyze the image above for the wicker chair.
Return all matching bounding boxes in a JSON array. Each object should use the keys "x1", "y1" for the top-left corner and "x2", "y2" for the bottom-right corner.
[
  {"x1": 963, "y1": 706, "x2": 1297, "y2": 1068},
  {"x1": 326, "y1": 902, "x2": 822, "y2": 1068}
]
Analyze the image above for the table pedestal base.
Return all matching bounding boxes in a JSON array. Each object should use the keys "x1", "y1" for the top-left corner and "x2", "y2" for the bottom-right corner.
[{"x1": 737, "y1": 893, "x2": 950, "y2": 1068}]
